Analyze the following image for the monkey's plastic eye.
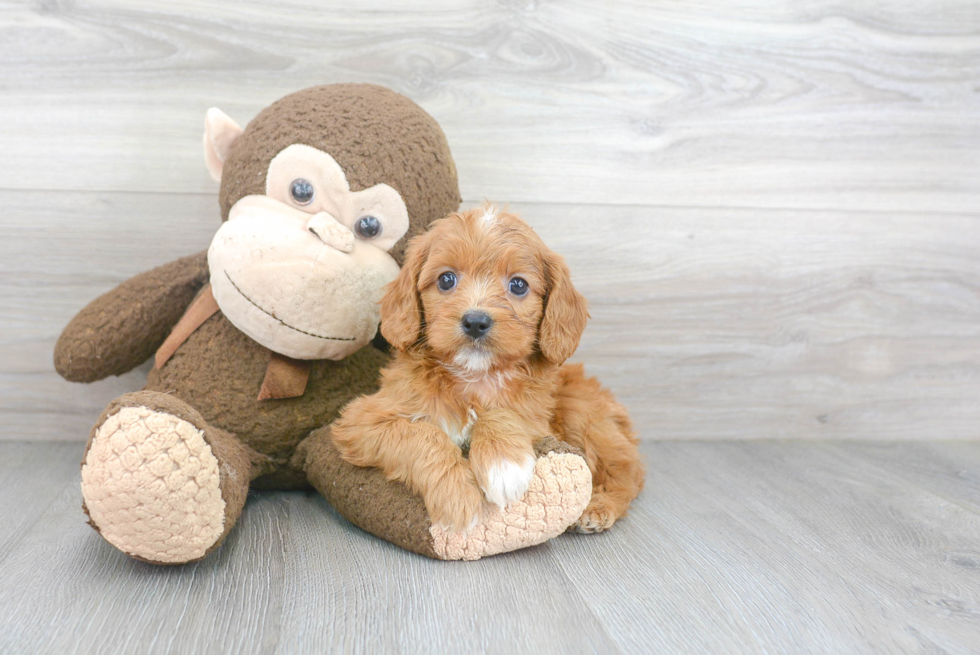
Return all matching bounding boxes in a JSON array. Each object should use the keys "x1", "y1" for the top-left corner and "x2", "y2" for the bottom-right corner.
[
  {"x1": 355, "y1": 215, "x2": 382, "y2": 239},
  {"x1": 290, "y1": 179, "x2": 315, "y2": 205},
  {"x1": 509, "y1": 277, "x2": 529, "y2": 296},
  {"x1": 437, "y1": 271, "x2": 457, "y2": 291}
]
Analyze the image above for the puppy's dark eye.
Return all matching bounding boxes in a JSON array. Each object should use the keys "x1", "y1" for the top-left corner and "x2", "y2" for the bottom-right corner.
[
  {"x1": 509, "y1": 277, "x2": 529, "y2": 296},
  {"x1": 290, "y1": 179, "x2": 315, "y2": 205},
  {"x1": 355, "y1": 215, "x2": 382, "y2": 239},
  {"x1": 437, "y1": 271, "x2": 457, "y2": 291}
]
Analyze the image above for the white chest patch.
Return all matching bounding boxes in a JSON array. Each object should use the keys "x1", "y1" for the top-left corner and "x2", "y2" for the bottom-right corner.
[
  {"x1": 452, "y1": 348, "x2": 492, "y2": 373},
  {"x1": 439, "y1": 408, "x2": 478, "y2": 449}
]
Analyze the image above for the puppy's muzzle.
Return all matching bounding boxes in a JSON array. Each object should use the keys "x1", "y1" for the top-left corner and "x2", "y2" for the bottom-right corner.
[{"x1": 461, "y1": 311, "x2": 492, "y2": 340}]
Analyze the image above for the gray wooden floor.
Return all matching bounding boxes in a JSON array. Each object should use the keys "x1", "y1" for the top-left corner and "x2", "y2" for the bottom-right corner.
[{"x1": 0, "y1": 440, "x2": 978, "y2": 654}]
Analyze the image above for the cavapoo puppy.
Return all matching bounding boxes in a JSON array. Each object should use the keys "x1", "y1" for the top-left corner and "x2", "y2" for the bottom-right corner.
[{"x1": 332, "y1": 206, "x2": 644, "y2": 533}]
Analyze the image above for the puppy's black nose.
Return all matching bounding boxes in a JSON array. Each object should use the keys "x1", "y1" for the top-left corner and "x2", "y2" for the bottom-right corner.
[{"x1": 461, "y1": 311, "x2": 493, "y2": 339}]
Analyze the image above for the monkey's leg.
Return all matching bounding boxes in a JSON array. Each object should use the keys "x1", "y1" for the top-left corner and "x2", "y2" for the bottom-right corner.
[
  {"x1": 299, "y1": 429, "x2": 592, "y2": 561},
  {"x1": 80, "y1": 391, "x2": 255, "y2": 565}
]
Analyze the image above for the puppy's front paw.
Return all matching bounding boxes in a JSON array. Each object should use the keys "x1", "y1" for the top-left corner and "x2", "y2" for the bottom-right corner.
[
  {"x1": 478, "y1": 454, "x2": 536, "y2": 510},
  {"x1": 425, "y1": 464, "x2": 485, "y2": 533}
]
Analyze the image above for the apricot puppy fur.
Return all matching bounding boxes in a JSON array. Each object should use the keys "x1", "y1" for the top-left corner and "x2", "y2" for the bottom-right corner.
[{"x1": 332, "y1": 206, "x2": 644, "y2": 533}]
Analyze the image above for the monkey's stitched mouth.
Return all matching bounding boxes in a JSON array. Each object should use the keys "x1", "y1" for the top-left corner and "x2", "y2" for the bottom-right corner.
[{"x1": 224, "y1": 271, "x2": 356, "y2": 342}]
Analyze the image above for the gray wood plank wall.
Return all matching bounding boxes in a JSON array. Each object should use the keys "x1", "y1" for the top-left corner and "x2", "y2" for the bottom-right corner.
[{"x1": 1, "y1": 0, "x2": 978, "y2": 441}]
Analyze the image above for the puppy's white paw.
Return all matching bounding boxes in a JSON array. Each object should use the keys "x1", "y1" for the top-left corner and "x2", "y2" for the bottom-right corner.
[{"x1": 480, "y1": 454, "x2": 535, "y2": 510}]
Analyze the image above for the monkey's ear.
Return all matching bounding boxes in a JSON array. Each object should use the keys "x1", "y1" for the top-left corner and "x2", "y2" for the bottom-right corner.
[
  {"x1": 538, "y1": 251, "x2": 589, "y2": 364},
  {"x1": 380, "y1": 231, "x2": 432, "y2": 351},
  {"x1": 203, "y1": 108, "x2": 244, "y2": 182}
]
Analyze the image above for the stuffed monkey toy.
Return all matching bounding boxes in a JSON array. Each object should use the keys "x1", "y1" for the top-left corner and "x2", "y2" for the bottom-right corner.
[{"x1": 54, "y1": 84, "x2": 592, "y2": 564}]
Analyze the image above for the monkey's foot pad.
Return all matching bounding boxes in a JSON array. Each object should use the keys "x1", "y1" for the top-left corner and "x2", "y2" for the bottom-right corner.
[
  {"x1": 81, "y1": 407, "x2": 226, "y2": 564},
  {"x1": 430, "y1": 452, "x2": 592, "y2": 561}
]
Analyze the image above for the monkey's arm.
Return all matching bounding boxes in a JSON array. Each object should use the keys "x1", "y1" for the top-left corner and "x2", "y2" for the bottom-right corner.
[{"x1": 54, "y1": 251, "x2": 210, "y2": 382}]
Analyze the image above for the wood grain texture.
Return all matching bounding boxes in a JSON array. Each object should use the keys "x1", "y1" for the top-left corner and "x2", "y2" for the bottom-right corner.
[
  {"x1": 1, "y1": 0, "x2": 978, "y2": 443},
  {"x1": 553, "y1": 440, "x2": 980, "y2": 654},
  {"x1": 5, "y1": 189, "x2": 978, "y2": 441},
  {"x1": 0, "y1": 440, "x2": 978, "y2": 654},
  {"x1": 0, "y1": 0, "x2": 977, "y2": 211}
]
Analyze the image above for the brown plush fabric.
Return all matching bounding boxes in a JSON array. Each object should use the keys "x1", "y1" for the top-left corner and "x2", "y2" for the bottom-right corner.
[
  {"x1": 533, "y1": 435, "x2": 584, "y2": 459},
  {"x1": 154, "y1": 284, "x2": 220, "y2": 369},
  {"x1": 300, "y1": 425, "x2": 439, "y2": 559},
  {"x1": 145, "y1": 312, "x2": 390, "y2": 465},
  {"x1": 218, "y1": 84, "x2": 461, "y2": 266},
  {"x1": 82, "y1": 390, "x2": 256, "y2": 564},
  {"x1": 55, "y1": 251, "x2": 209, "y2": 382},
  {"x1": 156, "y1": 290, "x2": 315, "y2": 401}
]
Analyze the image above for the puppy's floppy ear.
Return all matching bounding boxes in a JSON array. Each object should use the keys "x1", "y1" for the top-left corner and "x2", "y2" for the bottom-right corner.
[
  {"x1": 538, "y1": 250, "x2": 589, "y2": 364},
  {"x1": 380, "y1": 230, "x2": 431, "y2": 351}
]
